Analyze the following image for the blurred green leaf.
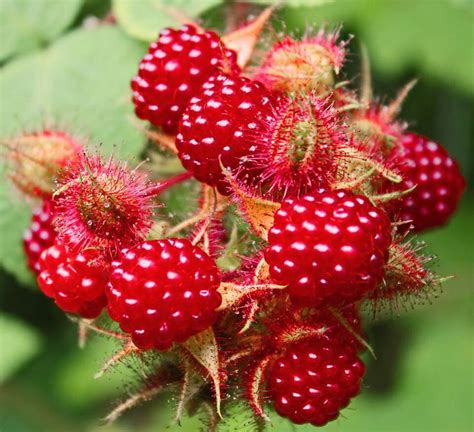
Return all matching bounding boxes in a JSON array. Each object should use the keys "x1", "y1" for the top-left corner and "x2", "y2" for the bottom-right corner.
[
  {"x1": 0, "y1": 25, "x2": 147, "y2": 159},
  {"x1": 361, "y1": 0, "x2": 474, "y2": 95},
  {"x1": 158, "y1": 180, "x2": 200, "y2": 226},
  {"x1": 53, "y1": 335, "x2": 137, "y2": 409},
  {"x1": 78, "y1": 0, "x2": 112, "y2": 20},
  {"x1": 0, "y1": 0, "x2": 83, "y2": 61},
  {"x1": 0, "y1": 171, "x2": 34, "y2": 286},
  {"x1": 0, "y1": 313, "x2": 42, "y2": 383},
  {"x1": 113, "y1": 0, "x2": 222, "y2": 41},
  {"x1": 254, "y1": 0, "x2": 334, "y2": 5},
  {"x1": 281, "y1": 0, "x2": 474, "y2": 94}
]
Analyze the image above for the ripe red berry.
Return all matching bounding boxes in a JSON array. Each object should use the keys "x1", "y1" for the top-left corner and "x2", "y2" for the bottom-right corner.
[
  {"x1": 387, "y1": 133, "x2": 465, "y2": 232},
  {"x1": 265, "y1": 190, "x2": 391, "y2": 306},
  {"x1": 37, "y1": 240, "x2": 108, "y2": 319},
  {"x1": 106, "y1": 238, "x2": 222, "y2": 350},
  {"x1": 267, "y1": 337, "x2": 365, "y2": 427},
  {"x1": 176, "y1": 73, "x2": 275, "y2": 195},
  {"x1": 131, "y1": 25, "x2": 239, "y2": 135},
  {"x1": 23, "y1": 199, "x2": 56, "y2": 274}
]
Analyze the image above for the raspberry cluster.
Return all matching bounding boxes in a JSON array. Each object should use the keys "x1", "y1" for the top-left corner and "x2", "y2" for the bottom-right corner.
[{"x1": 6, "y1": 11, "x2": 465, "y2": 431}]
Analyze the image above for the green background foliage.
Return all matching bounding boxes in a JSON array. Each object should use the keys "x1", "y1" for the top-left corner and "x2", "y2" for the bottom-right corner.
[
  {"x1": 113, "y1": 0, "x2": 222, "y2": 41},
  {"x1": 0, "y1": 0, "x2": 472, "y2": 431}
]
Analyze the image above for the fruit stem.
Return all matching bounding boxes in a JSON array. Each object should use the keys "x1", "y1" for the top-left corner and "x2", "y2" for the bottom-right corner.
[{"x1": 148, "y1": 171, "x2": 193, "y2": 197}]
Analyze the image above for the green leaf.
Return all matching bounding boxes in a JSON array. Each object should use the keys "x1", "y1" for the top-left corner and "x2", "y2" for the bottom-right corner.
[
  {"x1": 113, "y1": 0, "x2": 222, "y2": 42},
  {"x1": 281, "y1": 0, "x2": 474, "y2": 94},
  {"x1": 0, "y1": 313, "x2": 42, "y2": 383},
  {"x1": 0, "y1": 0, "x2": 83, "y2": 61},
  {"x1": 0, "y1": 170, "x2": 34, "y2": 286},
  {"x1": 53, "y1": 336, "x2": 137, "y2": 409},
  {"x1": 253, "y1": 0, "x2": 334, "y2": 5},
  {"x1": 0, "y1": 25, "x2": 147, "y2": 159},
  {"x1": 0, "y1": 26, "x2": 149, "y2": 284},
  {"x1": 360, "y1": 0, "x2": 474, "y2": 94}
]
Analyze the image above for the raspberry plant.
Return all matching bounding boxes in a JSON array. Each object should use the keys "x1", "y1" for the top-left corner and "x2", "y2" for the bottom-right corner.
[{"x1": 1, "y1": 5, "x2": 466, "y2": 431}]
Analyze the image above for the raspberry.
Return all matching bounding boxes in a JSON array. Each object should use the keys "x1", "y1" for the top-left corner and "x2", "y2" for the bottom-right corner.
[
  {"x1": 23, "y1": 199, "x2": 56, "y2": 274},
  {"x1": 106, "y1": 239, "x2": 222, "y2": 350},
  {"x1": 387, "y1": 133, "x2": 465, "y2": 232},
  {"x1": 131, "y1": 25, "x2": 239, "y2": 134},
  {"x1": 265, "y1": 190, "x2": 391, "y2": 306},
  {"x1": 176, "y1": 73, "x2": 275, "y2": 195},
  {"x1": 267, "y1": 337, "x2": 365, "y2": 426},
  {"x1": 37, "y1": 239, "x2": 108, "y2": 319}
]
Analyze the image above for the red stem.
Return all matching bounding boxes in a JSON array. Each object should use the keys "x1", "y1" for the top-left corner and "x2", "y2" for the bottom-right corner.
[{"x1": 148, "y1": 171, "x2": 193, "y2": 197}]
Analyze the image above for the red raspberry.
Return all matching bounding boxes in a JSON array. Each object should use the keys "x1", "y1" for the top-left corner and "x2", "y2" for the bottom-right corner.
[
  {"x1": 106, "y1": 238, "x2": 222, "y2": 350},
  {"x1": 176, "y1": 73, "x2": 275, "y2": 195},
  {"x1": 131, "y1": 25, "x2": 239, "y2": 135},
  {"x1": 388, "y1": 133, "x2": 465, "y2": 232},
  {"x1": 267, "y1": 337, "x2": 365, "y2": 426},
  {"x1": 265, "y1": 190, "x2": 391, "y2": 307},
  {"x1": 37, "y1": 240, "x2": 108, "y2": 319},
  {"x1": 23, "y1": 199, "x2": 56, "y2": 274}
]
